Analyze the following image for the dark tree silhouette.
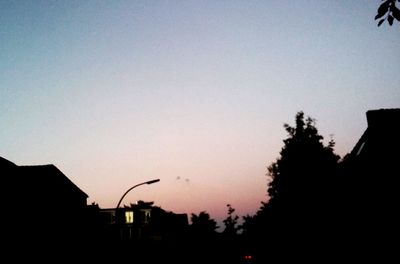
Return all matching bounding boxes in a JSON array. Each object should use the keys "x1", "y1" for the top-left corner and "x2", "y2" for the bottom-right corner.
[
  {"x1": 222, "y1": 204, "x2": 239, "y2": 236},
  {"x1": 190, "y1": 211, "x2": 218, "y2": 236},
  {"x1": 266, "y1": 112, "x2": 340, "y2": 255},
  {"x1": 267, "y1": 111, "x2": 340, "y2": 211},
  {"x1": 242, "y1": 111, "x2": 340, "y2": 261},
  {"x1": 375, "y1": 0, "x2": 400, "y2": 26},
  {"x1": 187, "y1": 212, "x2": 221, "y2": 262}
]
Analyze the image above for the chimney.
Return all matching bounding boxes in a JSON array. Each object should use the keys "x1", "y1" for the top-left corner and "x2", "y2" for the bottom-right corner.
[{"x1": 366, "y1": 108, "x2": 400, "y2": 130}]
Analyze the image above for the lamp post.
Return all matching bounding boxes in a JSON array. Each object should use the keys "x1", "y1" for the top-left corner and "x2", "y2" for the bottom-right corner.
[
  {"x1": 115, "y1": 179, "x2": 160, "y2": 211},
  {"x1": 114, "y1": 179, "x2": 160, "y2": 241}
]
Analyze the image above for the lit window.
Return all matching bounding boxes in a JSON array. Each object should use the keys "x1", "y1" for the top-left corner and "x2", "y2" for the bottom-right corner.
[{"x1": 125, "y1": 211, "x2": 134, "y2": 224}]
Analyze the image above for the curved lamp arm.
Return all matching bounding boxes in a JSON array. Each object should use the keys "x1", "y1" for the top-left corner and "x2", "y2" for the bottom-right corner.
[{"x1": 115, "y1": 179, "x2": 160, "y2": 210}]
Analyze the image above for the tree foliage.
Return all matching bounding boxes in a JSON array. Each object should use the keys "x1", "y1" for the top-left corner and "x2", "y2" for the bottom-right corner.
[
  {"x1": 268, "y1": 112, "x2": 339, "y2": 214},
  {"x1": 375, "y1": 0, "x2": 400, "y2": 26},
  {"x1": 190, "y1": 211, "x2": 218, "y2": 236},
  {"x1": 222, "y1": 204, "x2": 239, "y2": 235},
  {"x1": 267, "y1": 111, "x2": 340, "y2": 212},
  {"x1": 239, "y1": 112, "x2": 342, "y2": 260}
]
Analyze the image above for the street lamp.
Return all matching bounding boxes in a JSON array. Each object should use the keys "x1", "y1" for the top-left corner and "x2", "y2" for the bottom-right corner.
[
  {"x1": 115, "y1": 179, "x2": 160, "y2": 239},
  {"x1": 114, "y1": 179, "x2": 160, "y2": 240},
  {"x1": 115, "y1": 179, "x2": 160, "y2": 212}
]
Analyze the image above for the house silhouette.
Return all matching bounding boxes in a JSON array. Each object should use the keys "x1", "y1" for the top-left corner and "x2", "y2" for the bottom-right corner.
[
  {"x1": 338, "y1": 108, "x2": 400, "y2": 260},
  {"x1": 1, "y1": 156, "x2": 192, "y2": 261},
  {"x1": 1, "y1": 157, "x2": 89, "y2": 258},
  {"x1": 343, "y1": 108, "x2": 399, "y2": 208},
  {"x1": 98, "y1": 200, "x2": 188, "y2": 242}
]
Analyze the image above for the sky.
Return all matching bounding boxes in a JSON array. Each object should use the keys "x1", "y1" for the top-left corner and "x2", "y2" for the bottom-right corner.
[{"x1": 1, "y1": 1, "x2": 399, "y2": 228}]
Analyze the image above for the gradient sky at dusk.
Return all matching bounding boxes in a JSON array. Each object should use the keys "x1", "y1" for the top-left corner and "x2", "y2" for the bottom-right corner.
[{"x1": 1, "y1": 1, "x2": 399, "y2": 227}]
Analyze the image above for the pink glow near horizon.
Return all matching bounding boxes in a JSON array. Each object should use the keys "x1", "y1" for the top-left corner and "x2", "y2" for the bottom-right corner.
[{"x1": 1, "y1": 1, "x2": 399, "y2": 228}]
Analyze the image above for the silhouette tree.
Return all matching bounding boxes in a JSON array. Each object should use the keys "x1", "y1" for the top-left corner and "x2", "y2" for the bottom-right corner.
[
  {"x1": 267, "y1": 112, "x2": 340, "y2": 256},
  {"x1": 267, "y1": 111, "x2": 340, "y2": 212},
  {"x1": 190, "y1": 211, "x2": 218, "y2": 236},
  {"x1": 186, "y1": 211, "x2": 220, "y2": 262},
  {"x1": 242, "y1": 111, "x2": 340, "y2": 261},
  {"x1": 222, "y1": 204, "x2": 239, "y2": 236},
  {"x1": 375, "y1": 0, "x2": 400, "y2": 26}
]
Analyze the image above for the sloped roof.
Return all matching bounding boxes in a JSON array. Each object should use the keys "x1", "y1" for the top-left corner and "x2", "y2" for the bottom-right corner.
[
  {"x1": 0, "y1": 156, "x2": 17, "y2": 167},
  {"x1": 18, "y1": 164, "x2": 88, "y2": 199},
  {"x1": 350, "y1": 108, "x2": 400, "y2": 159},
  {"x1": 1, "y1": 156, "x2": 88, "y2": 200}
]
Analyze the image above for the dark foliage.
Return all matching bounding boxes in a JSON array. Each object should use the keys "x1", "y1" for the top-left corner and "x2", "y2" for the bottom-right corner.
[
  {"x1": 267, "y1": 112, "x2": 340, "y2": 210},
  {"x1": 222, "y1": 204, "x2": 239, "y2": 236},
  {"x1": 375, "y1": 0, "x2": 400, "y2": 26},
  {"x1": 242, "y1": 111, "x2": 341, "y2": 261},
  {"x1": 190, "y1": 211, "x2": 218, "y2": 236}
]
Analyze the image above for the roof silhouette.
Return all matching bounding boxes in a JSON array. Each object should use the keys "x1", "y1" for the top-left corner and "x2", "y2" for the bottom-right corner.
[
  {"x1": 18, "y1": 164, "x2": 88, "y2": 200},
  {"x1": 1, "y1": 156, "x2": 88, "y2": 207},
  {"x1": 0, "y1": 156, "x2": 16, "y2": 167},
  {"x1": 350, "y1": 108, "x2": 400, "y2": 159}
]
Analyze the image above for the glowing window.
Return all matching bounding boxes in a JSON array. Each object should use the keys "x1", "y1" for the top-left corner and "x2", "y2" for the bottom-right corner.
[{"x1": 125, "y1": 211, "x2": 134, "y2": 224}]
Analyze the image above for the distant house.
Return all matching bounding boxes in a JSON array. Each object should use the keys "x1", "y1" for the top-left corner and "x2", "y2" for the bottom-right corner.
[
  {"x1": 99, "y1": 200, "x2": 188, "y2": 242},
  {"x1": 1, "y1": 157, "x2": 88, "y2": 243}
]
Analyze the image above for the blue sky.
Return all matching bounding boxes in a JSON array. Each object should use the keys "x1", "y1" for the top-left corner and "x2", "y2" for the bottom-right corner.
[{"x1": 1, "y1": 1, "x2": 399, "y2": 226}]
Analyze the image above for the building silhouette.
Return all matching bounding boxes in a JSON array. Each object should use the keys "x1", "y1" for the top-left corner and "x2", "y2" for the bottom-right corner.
[
  {"x1": 338, "y1": 108, "x2": 400, "y2": 260},
  {"x1": 98, "y1": 200, "x2": 188, "y2": 242},
  {"x1": 1, "y1": 157, "x2": 89, "y2": 258},
  {"x1": 1, "y1": 156, "x2": 190, "y2": 261}
]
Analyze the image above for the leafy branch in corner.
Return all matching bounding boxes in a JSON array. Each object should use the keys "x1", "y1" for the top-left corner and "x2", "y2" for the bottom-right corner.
[{"x1": 375, "y1": 0, "x2": 400, "y2": 26}]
